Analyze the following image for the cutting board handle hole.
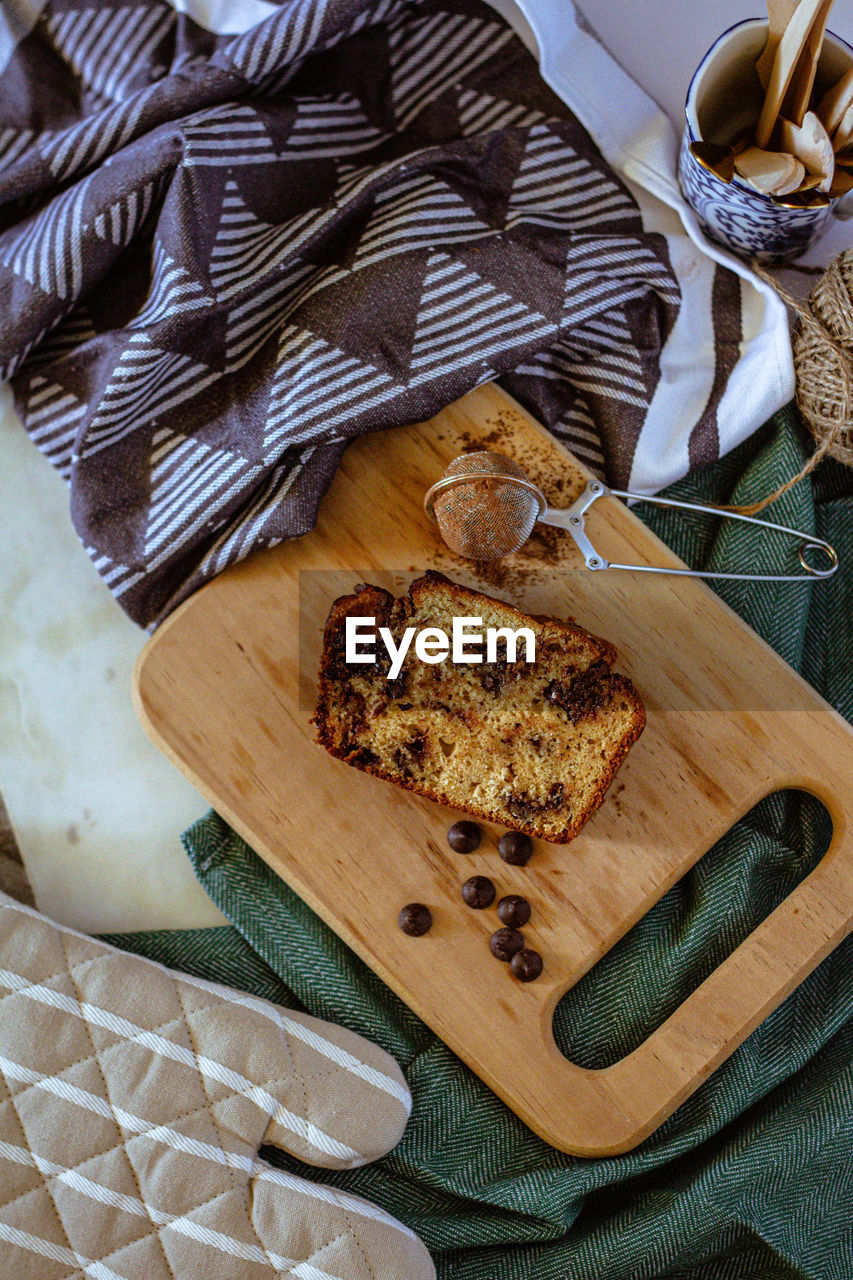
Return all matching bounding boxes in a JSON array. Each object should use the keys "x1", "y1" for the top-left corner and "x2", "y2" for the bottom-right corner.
[{"x1": 552, "y1": 789, "x2": 832, "y2": 1071}]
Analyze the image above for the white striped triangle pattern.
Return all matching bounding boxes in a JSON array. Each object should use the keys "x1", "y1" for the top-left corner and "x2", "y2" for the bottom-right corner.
[
  {"x1": 567, "y1": 310, "x2": 653, "y2": 404},
  {"x1": 388, "y1": 9, "x2": 513, "y2": 130},
  {"x1": 0, "y1": 175, "x2": 91, "y2": 300},
  {"x1": 194, "y1": 448, "x2": 313, "y2": 583},
  {"x1": 20, "y1": 375, "x2": 86, "y2": 480},
  {"x1": 231, "y1": 0, "x2": 403, "y2": 97},
  {"x1": 130, "y1": 240, "x2": 212, "y2": 329},
  {"x1": 504, "y1": 352, "x2": 609, "y2": 472},
  {"x1": 0, "y1": 126, "x2": 38, "y2": 169},
  {"x1": 93, "y1": 179, "x2": 156, "y2": 245},
  {"x1": 518, "y1": 341, "x2": 645, "y2": 410},
  {"x1": 45, "y1": 4, "x2": 174, "y2": 103},
  {"x1": 562, "y1": 239, "x2": 680, "y2": 330},
  {"x1": 265, "y1": 327, "x2": 396, "y2": 455},
  {"x1": 551, "y1": 397, "x2": 607, "y2": 475},
  {"x1": 407, "y1": 252, "x2": 556, "y2": 385},
  {"x1": 455, "y1": 89, "x2": 546, "y2": 138},
  {"x1": 145, "y1": 428, "x2": 261, "y2": 559},
  {"x1": 278, "y1": 93, "x2": 387, "y2": 160},
  {"x1": 561, "y1": 332, "x2": 648, "y2": 403},
  {"x1": 0, "y1": 316, "x2": 55, "y2": 381},
  {"x1": 183, "y1": 102, "x2": 280, "y2": 167},
  {"x1": 26, "y1": 307, "x2": 97, "y2": 366},
  {"x1": 568, "y1": 235, "x2": 681, "y2": 305},
  {"x1": 247, "y1": 54, "x2": 313, "y2": 102},
  {"x1": 570, "y1": 307, "x2": 648, "y2": 353},
  {"x1": 209, "y1": 179, "x2": 320, "y2": 300},
  {"x1": 349, "y1": 171, "x2": 496, "y2": 273},
  {"x1": 223, "y1": 263, "x2": 316, "y2": 369},
  {"x1": 41, "y1": 86, "x2": 153, "y2": 180},
  {"x1": 81, "y1": 334, "x2": 217, "y2": 459},
  {"x1": 15, "y1": 308, "x2": 97, "y2": 386},
  {"x1": 517, "y1": 317, "x2": 650, "y2": 411},
  {"x1": 338, "y1": 0, "x2": 403, "y2": 40},
  {"x1": 506, "y1": 123, "x2": 636, "y2": 233},
  {"x1": 563, "y1": 273, "x2": 650, "y2": 329},
  {"x1": 84, "y1": 545, "x2": 145, "y2": 600},
  {"x1": 331, "y1": 154, "x2": 402, "y2": 209},
  {"x1": 225, "y1": 0, "x2": 330, "y2": 82}
]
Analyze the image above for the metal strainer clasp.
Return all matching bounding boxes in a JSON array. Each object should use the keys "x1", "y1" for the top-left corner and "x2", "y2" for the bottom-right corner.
[{"x1": 424, "y1": 451, "x2": 839, "y2": 582}]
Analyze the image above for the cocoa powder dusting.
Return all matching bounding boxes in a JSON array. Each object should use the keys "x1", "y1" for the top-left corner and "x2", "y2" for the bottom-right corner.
[{"x1": 424, "y1": 409, "x2": 590, "y2": 594}]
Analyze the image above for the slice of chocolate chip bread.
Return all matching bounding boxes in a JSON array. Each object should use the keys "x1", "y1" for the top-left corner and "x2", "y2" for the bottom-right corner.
[{"x1": 313, "y1": 571, "x2": 645, "y2": 843}]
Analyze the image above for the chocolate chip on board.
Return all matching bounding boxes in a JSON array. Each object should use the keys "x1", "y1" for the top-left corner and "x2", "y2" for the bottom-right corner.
[
  {"x1": 497, "y1": 895, "x2": 531, "y2": 928},
  {"x1": 447, "y1": 820, "x2": 482, "y2": 853},
  {"x1": 510, "y1": 948, "x2": 543, "y2": 982},
  {"x1": 398, "y1": 903, "x2": 433, "y2": 936},
  {"x1": 490, "y1": 927, "x2": 525, "y2": 961},
  {"x1": 498, "y1": 831, "x2": 533, "y2": 865},
  {"x1": 461, "y1": 876, "x2": 496, "y2": 909}
]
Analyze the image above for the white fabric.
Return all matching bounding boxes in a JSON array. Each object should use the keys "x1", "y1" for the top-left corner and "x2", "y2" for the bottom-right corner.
[
  {"x1": 168, "y1": 0, "x2": 281, "y2": 35},
  {"x1": 486, "y1": 0, "x2": 797, "y2": 494}
]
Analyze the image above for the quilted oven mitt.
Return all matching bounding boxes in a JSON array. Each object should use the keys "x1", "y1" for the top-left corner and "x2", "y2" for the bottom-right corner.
[{"x1": 0, "y1": 893, "x2": 435, "y2": 1280}]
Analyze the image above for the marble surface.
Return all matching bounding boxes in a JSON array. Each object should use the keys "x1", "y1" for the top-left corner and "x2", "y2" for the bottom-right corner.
[
  {"x1": 0, "y1": 383, "x2": 224, "y2": 932},
  {"x1": 2, "y1": 2, "x2": 851, "y2": 935}
]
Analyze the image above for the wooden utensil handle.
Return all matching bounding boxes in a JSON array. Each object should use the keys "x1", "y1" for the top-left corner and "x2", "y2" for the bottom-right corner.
[{"x1": 523, "y1": 787, "x2": 853, "y2": 1156}]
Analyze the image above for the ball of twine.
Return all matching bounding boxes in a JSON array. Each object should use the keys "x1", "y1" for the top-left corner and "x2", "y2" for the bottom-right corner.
[
  {"x1": 732, "y1": 252, "x2": 853, "y2": 515},
  {"x1": 794, "y1": 249, "x2": 853, "y2": 468}
]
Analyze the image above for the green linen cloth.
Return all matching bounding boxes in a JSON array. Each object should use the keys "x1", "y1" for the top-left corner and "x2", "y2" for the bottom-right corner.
[{"x1": 107, "y1": 405, "x2": 853, "y2": 1280}]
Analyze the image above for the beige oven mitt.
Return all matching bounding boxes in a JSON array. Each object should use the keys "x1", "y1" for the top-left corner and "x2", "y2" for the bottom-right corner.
[{"x1": 0, "y1": 893, "x2": 435, "y2": 1280}]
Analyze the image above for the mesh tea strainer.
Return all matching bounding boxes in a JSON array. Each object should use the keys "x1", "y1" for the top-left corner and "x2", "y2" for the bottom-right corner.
[{"x1": 424, "y1": 451, "x2": 839, "y2": 582}]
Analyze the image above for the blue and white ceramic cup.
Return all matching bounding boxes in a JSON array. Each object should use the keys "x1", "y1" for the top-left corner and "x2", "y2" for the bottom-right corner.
[{"x1": 679, "y1": 19, "x2": 853, "y2": 261}]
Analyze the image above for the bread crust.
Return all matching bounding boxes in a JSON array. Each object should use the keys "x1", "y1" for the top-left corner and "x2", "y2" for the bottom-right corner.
[{"x1": 313, "y1": 571, "x2": 645, "y2": 842}]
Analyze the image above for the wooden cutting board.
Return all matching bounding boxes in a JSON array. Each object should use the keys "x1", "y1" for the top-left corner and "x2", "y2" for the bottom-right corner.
[{"x1": 133, "y1": 384, "x2": 853, "y2": 1156}]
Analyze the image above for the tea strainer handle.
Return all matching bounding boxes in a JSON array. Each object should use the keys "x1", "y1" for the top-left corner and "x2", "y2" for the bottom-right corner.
[{"x1": 541, "y1": 480, "x2": 839, "y2": 583}]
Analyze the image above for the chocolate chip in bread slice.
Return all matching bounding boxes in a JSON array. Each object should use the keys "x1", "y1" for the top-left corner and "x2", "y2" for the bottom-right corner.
[{"x1": 313, "y1": 571, "x2": 645, "y2": 842}]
